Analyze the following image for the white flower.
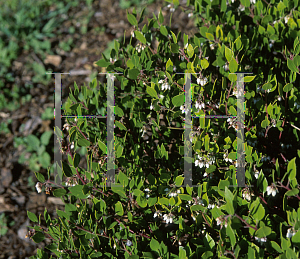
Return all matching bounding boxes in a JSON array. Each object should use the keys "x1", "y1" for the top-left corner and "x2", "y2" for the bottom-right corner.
[
  {"x1": 144, "y1": 188, "x2": 150, "y2": 192},
  {"x1": 184, "y1": 43, "x2": 188, "y2": 49},
  {"x1": 177, "y1": 189, "x2": 181, "y2": 194},
  {"x1": 255, "y1": 236, "x2": 267, "y2": 243},
  {"x1": 254, "y1": 170, "x2": 259, "y2": 179},
  {"x1": 266, "y1": 184, "x2": 278, "y2": 197},
  {"x1": 167, "y1": 4, "x2": 171, "y2": 8},
  {"x1": 207, "y1": 203, "x2": 215, "y2": 209},
  {"x1": 277, "y1": 96, "x2": 282, "y2": 101},
  {"x1": 223, "y1": 64, "x2": 229, "y2": 71},
  {"x1": 170, "y1": 7, "x2": 175, "y2": 12},
  {"x1": 150, "y1": 103, "x2": 153, "y2": 110},
  {"x1": 216, "y1": 217, "x2": 222, "y2": 226},
  {"x1": 188, "y1": 13, "x2": 193, "y2": 18},
  {"x1": 70, "y1": 142, "x2": 74, "y2": 149},
  {"x1": 197, "y1": 77, "x2": 207, "y2": 86},
  {"x1": 126, "y1": 240, "x2": 132, "y2": 246},
  {"x1": 35, "y1": 182, "x2": 42, "y2": 193},
  {"x1": 180, "y1": 105, "x2": 185, "y2": 113},
  {"x1": 74, "y1": 117, "x2": 77, "y2": 122},
  {"x1": 250, "y1": 0, "x2": 256, "y2": 4},
  {"x1": 195, "y1": 160, "x2": 199, "y2": 167},
  {"x1": 173, "y1": 66, "x2": 177, "y2": 72},
  {"x1": 158, "y1": 79, "x2": 164, "y2": 84},
  {"x1": 210, "y1": 44, "x2": 214, "y2": 50},
  {"x1": 163, "y1": 214, "x2": 173, "y2": 224},
  {"x1": 159, "y1": 94, "x2": 164, "y2": 99},
  {"x1": 284, "y1": 16, "x2": 289, "y2": 24},
  {"x1": 131, "y1": 30, "x2": 135, "y2": 37},
  {"x1": 203, "y1": 172, "x2": 208, "y2": 177},
  {"x1": 286, "y1": 228, "x2": 296, "y2": 238}
]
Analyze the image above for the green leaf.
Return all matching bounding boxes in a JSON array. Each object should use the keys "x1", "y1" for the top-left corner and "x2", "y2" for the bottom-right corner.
[
  {"x1": 148, "y1": 197, "x2": 157, "y2": 207},
  {"x1": 285, "y1": 188, "x2": 299, "y2": 196},
  {"x1": 225, "y1": 46, "x2": 233, "y2": 62},
  {"x1": 175, "y1": 176, "x2": 184, "y2": 186},
  {"x1": 287, "y1": 157, "x2": 296, "y2": 181},
  {"x1": 53, "y1": 188, "x2": 67, "y2": 197},
  {"x1": 256, "y1": 226, "x2": 271, "y2": 238},
  {"x1": 115, "y1": 120, "x2": 127, "y2": 131},
  {"x1": 205, "y1": 32, "x2": 214, "y2": 41},
  {"x1": 187, "y1": 44, "x2": 194, "y2": 58},
  {"x1": 166, "y1": 58, "x2": 173, "y2": 71},
  {"x1": 98, "y1": 140, "x2": 106, "y2": 153},
  {"x1": 225, "y1": 187, "x2": 234, "y2": 214},
  {"x1": 62, "y1": 161, "x2": 74, "y2": 177},
  {"x1": 69, "y1": 185, "x2": 88, "y2": 199},
  {"x1": 27, "y1": 211, "x2": 38, "y2": 223},
  {"x1": 178, "y1": 194, "x2": 192, "y2": 201},
  {"x1": 136, "y1": 194, "x2": 147, "y2": 208},
  {"x1": 115, "y1": 201, "x2": 124, "y2": 216},
  {"x1": 171, "y1": 31, "x2": 177, "y2": 43},
  {"x1": 116, "y1": 144, "x2": 124, "y2": 158},
  {"x1": 229, "y1": 59, "x2": 238, "y2": 73},
  {"x1": 158, "y1": 197, "x2": 169, "y2": 206},
  {"x1": 146, "y1": 86, "x2": 158, "y2": 98},
  {"x1": 226, "y1": 224, "x2": 236, "y2": 249},
  {"x1": 128, "y1": 68, "x2": 139, "y2": 80},
  {"x1": 127, "y1": 12, "x2": 138, "y2": 26},
  {"x1": 158, "y1": 8, "x2": 164, "y2": 24},
  {"x1": 244, "y1": 76, "x2": 256, "y2": 82},
  {"x1": 134, "y1": 31, "x2": 146, "y2": 44},
  {"x1": 40, "y1": 131, "x2": 52, "y2": 146},
  {"x1": 270, "y1": 241, "x2": 283, "y2": 253},
  {"x1": 172, "y1": 93, "x2": 185, "y2": 107},
  {"x1": 292, "y1": 230, "x2": 300, "y2": 246},
  {"x1": 35, "y1": 172, "x2": 45, "y2": 183},
  {"x1": 31, "y1": 232, "x2": 45, "y2": 243},
  {"x1": 118, "y1": 172, "x2": 128, "y2": 187},
  {"x1": 78, "y1": 138, "x2": 90, "y2": 147},
  {"x1": 201, "y1": 59, "x2": 209, "y2": 70},
  {"x1": 150, "y1": 238, "x2": 160, "y2": 252},
  {"x1": 160, "y1": 25, "x2": 168, "y2": 36},
  {"x1": 96, "y1": 59, "x2": 110, "y2": 68},
  {"x1": 287, "y1": 59, "x2": 299, "y2": 73},
  {"x1": 283, "y1": 83, "x2": 293, "y2": 92},
  {"x1": 73, "y1": 153, "x2": 80, "y2": 168},
  {"x1": 170, "y1": 43, "x2": 179, "y2": 53}
]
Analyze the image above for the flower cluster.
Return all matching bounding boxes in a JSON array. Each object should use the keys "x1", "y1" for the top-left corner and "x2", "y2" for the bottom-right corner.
[
  {"x1": 163, "y1": 213, "x2": 174, "y2": 224},
  {"x1": 144, "y1": 188, "x2": 150, "y2": 198},
  {"x1": 197, "y1": 76, "x2": 208, "y2": 86},
  {"x1": 255, "y1": 236, "x2": 267, "y2": 244},
  {"x1": 195, "y1": 154, "x2": 215, "y2": 169},
  {"x1": 65, "y1": 177, "x2": 78, "y2": 187},
  {"x1": 135, "y1": 42, "x2": 146, "y2": 53},
  {"x1": 35, "y1": 182, "x2": 43, "y2": 193},
  {"x1": 286, "y1": 227, "x2": 297, "y2": 238},
  {"x1": 168, "y1": 189, "x2": 181, "y2": 197},
  {"x1": 216, "y1": 215, "x2": 228, "y2": 228},
  {"x1": 242, "y1": 188, "x2": 254, "y2": 201},
  {"x1": 266, "y1": 183, "x2": 278, "y2": 197},
  {"x1": 195, "y1": 100, "x2": 205, "y2": 110},
  {"x1": 227, "y1": 117, "x2": 238, "y2": 131},
  {"x1": 159, "y1": 79, "x2": 170, "y2": 90},
  {"x1": 223, "y1": 152, "x2": 233, "y2": 163},
  {"x1": 167, "y1": 4, "x2": 175, "y2": 12}
]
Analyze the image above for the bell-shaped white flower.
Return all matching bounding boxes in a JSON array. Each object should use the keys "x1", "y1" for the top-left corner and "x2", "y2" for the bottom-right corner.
[
  {"x1": 35, "y1": 182, "x2": 43, "y2": 193},
  {"x1": 286, "y1": 228, "x2": 296, "y2": 238},
  {"x1": 266, "y1": 183, "x2": 278, "y2": 197}
]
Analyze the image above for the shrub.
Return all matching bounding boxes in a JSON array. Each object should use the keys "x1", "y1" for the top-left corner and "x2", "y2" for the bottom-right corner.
[{"x1": 28, "y1": 0, "x2": 300, "y2": 258}]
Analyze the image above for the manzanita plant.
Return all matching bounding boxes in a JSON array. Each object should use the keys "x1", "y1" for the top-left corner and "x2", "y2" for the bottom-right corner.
[{"x1": 28, "y1": 0, "x2": 300, "y2": 258}]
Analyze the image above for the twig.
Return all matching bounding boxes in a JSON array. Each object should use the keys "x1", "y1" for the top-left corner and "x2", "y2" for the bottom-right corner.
[{"x1": 234, "y1": 214, "x2": 258, "y2": 231}]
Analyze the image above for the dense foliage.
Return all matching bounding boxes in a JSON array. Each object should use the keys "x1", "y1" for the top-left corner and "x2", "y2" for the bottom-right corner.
[{"x1": 28, "y1": 0, "x2": 300, "y2": 258}]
